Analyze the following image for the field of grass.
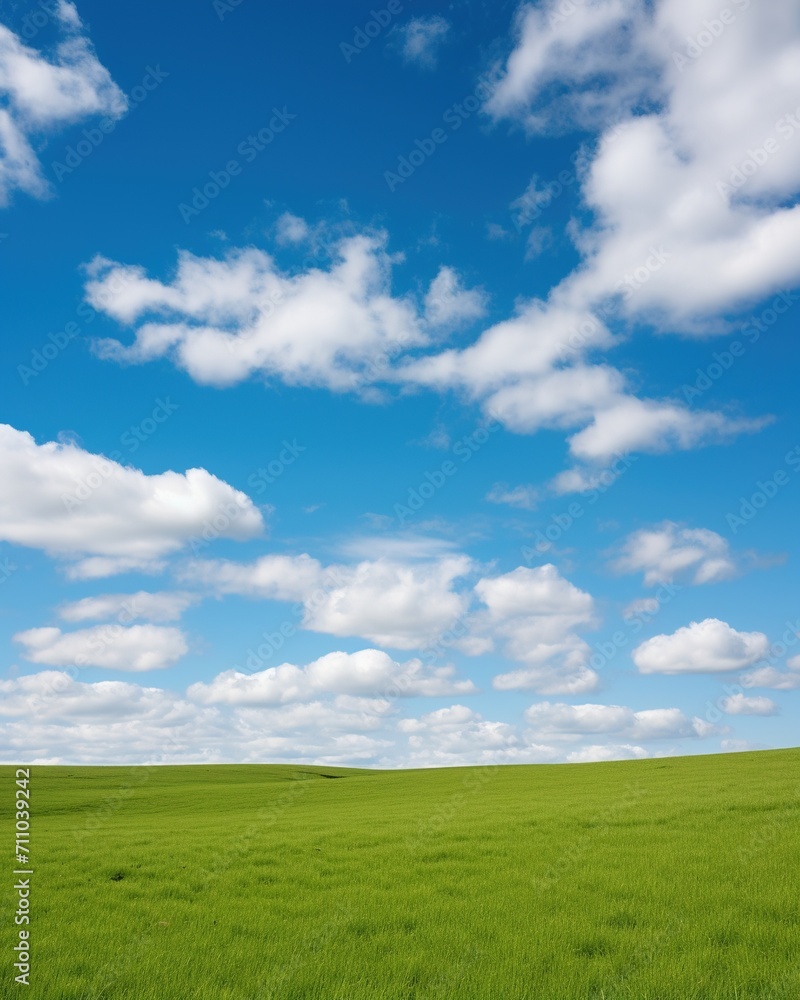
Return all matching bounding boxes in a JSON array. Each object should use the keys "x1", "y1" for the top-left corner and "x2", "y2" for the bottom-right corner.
[{"x1": 1, "y1": 749, "x2": 799, "y2": 999}]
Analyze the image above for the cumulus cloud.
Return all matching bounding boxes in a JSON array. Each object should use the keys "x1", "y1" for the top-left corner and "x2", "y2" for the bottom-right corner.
[
  {"x1": 0, "y1": 424, "x2": 263, "y2": 576},
  {"x1": 612, "y1": 522, "x2": 739, "y2": 585},
  {"x1": 400, "y1": 16, "x2": 450, "y2": 68},
  {"x1": 0, "y1": 665, "x2": 731, "y2": 767},
  {"x1": 180, "y1": 553, "x2": 473, "y2": 650},
  {"x1": 524, "y1": 701, "x2": 712, "y2": 740},
  {"x1": 58, "y1": 590, "x2": 199, "y2": 623},
  {"x1": 76, "y1": 0, "x2": 796, "y2": 485},
  {"x1": 0, "y1": 669, "x2": 189, "y2": 719},
  {"x1": 0, "y1": 3, "x2": 126, "y2": 205},
  {"x1": 188, "y1": 649, "x2": 476, "y2": 706},
  {"x1": 13, "y1": 623, "x2": 188, "y2": 672},
  {"x1": 633, "y1": 618, "x2": 770, "y2": 674},
  {"x1": 87, "y1": 235, "x2": 429, "y2": 391},
  {"x1": 742, "y1": 654, "x2": 800, "y2": 691},
  {"x1": 487, "y1": 0, "x2": 800, "y2": 327},
  {"x1": 477, "y1": 565, "x2": 599, "y2": 694},
  {"x1": 399, "y1": 298, "x2": 755, "y2": 466},
  {"x1": 396, "y1": 704, "x2": 547, "y2": 767},
  {"x1": 720, "y1": 693, "x2": 778, "y2": 716}
]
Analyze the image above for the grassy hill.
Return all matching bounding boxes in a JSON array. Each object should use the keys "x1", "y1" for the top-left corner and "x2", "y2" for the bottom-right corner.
[{"x1": 2, "y1": 749, "x2": 799, "y2": 998}]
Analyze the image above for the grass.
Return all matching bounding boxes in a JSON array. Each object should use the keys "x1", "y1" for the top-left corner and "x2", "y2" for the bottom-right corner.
[{"x1": 1, "y1": 748, "x2": 799, "y2": 999}]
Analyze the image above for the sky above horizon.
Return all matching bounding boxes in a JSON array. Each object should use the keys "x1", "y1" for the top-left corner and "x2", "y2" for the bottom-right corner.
[{"x1": 0, "y1": 0, "x2": 798, "y2": 767}]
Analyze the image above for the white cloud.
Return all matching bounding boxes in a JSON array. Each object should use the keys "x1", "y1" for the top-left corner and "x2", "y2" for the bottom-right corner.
[
  {"x1": 396, "y1": 704, "x2": 544, "y2": 767},
  {"x1": 181, "y1": 553, "x2": 474, "y2": 650},
  {"x1": 338, "y1": 534, "x2": 458, "y2": 561},
  {"x1": 0, "y1": 424, "x2": 263, "y2": 576},
  {"x1": 58, "y1": 590, "x2": 199, "y2": 623},
  {"x1": 566, "y1": 744, "x2": 651, "y2": 763},
  {"x1": 742, "y1": 655, "x2": 800, "y2": 691},
  {"x1": 612, "y1": 522, "x2": 738, "y2": 585},
  {"x1": 0, "y1": 669, "x2": 188, "y2": 719},
  {"x1": 565, "y1": 399, "x2": 762, "y2": 464},
  {"x1": 274, "y1": 212, "x2": 310, "y2": 245},
  {"x1": 76, "y1": 0, "x2": 798, "y2": 484},
  {"x1": 0, "y1": 4, "x2": 126, "y2": 205},
  {"x1": 486, "y1": 1, "x2": 657, "y2": 131},
  {"x1": 188, "y1": 649, "x2": 476, "y2": 706},
  {"x1": 400, "y1": 16, "x2": 450, "y2": 68},
  {"x1": 721, "y1": 693, "x2": 778, "y2": 716},
  {"x1": 488, "y1": 0, "x2": 800, "y2": 328},
  {"x1": 478, "y1": 565, "x2": 599, "y2": 694},
  {"x1": 424, "y1": 266, "x2": 487, "y2": 329},
  {"x1": 13, "y1": 624, "x2": 188, "y2": 672},
  {"x1": 633, "y1": 618, "x2": 770, "y2": 675},
  {"x1": 622, "y1": 597, "x2": 660, "y2": 621},
  {"x1": 400, "y1": 298, "x2": 755, "y2": 465},
  {"x1": 294, "y1": 555, "x2": 474, "y2": 650},
  {"x1": 486, "y1": 482, "x2": 539, "y2": 511},
  {"x1": 180, "y1": 553, "x2": 323, "y2": 602},
  {"x1": 524, "y1": 701, "x2": 711, "y2": 740},
  {"x1": 87, "y1": 235, "x2": 428, "y2": 391}
]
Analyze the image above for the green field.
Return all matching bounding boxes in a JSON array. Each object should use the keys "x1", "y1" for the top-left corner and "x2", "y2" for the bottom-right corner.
[{"x1": 2, "y1": 749, "x2": 799, "y2": 999}]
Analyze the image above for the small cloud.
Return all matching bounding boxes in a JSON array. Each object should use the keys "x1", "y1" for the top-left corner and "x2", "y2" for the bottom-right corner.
[
  {"x1": 419, "y1": 424, "x2": 452, "y2": 450},
  {"x1": 622, "y1": 597, "x2": 660, "y2": 621},
  {"x1": 525, "y1": 226, "x2": 552, "y2": 260},
  {"x1": 275, "y1": 212, "x2": 310, "y2": 245},
  {"x1": 339, "y1": 535, "x2": 458, "y2": 561},
  {"x1": 633, "y1": 619, "x2": 770, "y2": 676},
  {"x1": 486, "y1": 483, "x2": 539, "y2": 511},
  {"x1": 424, "y1": 267, "x2": 487, "y2": 330},
  {"x1": 400, "y1": 16, "x2": 450, "y2": 69},
  {"x1": 611, "y1": 522, "x2": 740, "y2": 586},
  {"x1": 486, "y1": 223, "x2": 512, "y2": 241},
  {"x1": 720, "y1": 693, "x2": 778, "y2": 716}
]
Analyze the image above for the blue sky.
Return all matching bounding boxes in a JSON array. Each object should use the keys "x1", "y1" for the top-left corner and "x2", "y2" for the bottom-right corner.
[{"x1": 0, "y1": 0, "x2": 798, "y2": 766}]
